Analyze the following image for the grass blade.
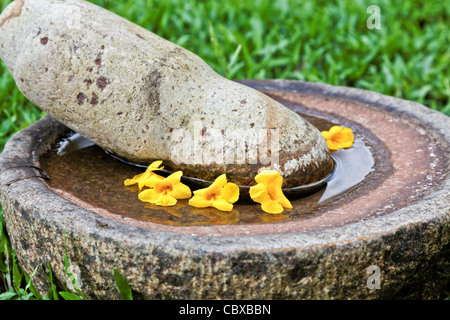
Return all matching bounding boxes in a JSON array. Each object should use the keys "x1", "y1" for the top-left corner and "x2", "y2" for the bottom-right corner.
[
  {"x1": 44, "y1": 262, "x2": 59, "y2": 300},
  {"x1": 59, "y1": 291, "x2": 82, "y2": 300},
  {"x1": 0, "y1": 289, "x2": 16, "y2": 300},
  {"x1": 63, "y1": 231, "x2": 87, "y2": 300},
  {"x1": 11, "y1": 251, "x2": 22, "y2": 291},
  {"x1": 22, "y1": 264, "x2": 42, "y2": 300},
  {"x1": 113, "y1": 268, "x2": 132, "y2": 300}
]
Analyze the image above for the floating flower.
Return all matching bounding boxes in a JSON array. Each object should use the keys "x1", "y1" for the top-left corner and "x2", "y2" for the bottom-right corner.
[
  {"x1": 138, "y1": 171, "x2": 191, "y2": 206},
  {"x1": 124, "y1": 160, "x2": 164, "y2": 190},
  {"x1": 249, "y1": 170, "x2": 292, "y2": 214},
  {"x1": 321, "y1": 125, "x2": 354, "y2": 151},
  {"x1": 188, "y1": 174, "x2": 239, "y2": 212}
]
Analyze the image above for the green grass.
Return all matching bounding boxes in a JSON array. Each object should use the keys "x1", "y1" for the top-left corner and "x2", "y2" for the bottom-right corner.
[
  {"x1": 0, "y1": 0, "x2": 449, "y2": 299},
  {"x1": 1, "y1": 211, "x2": 132, "y2": 300}
]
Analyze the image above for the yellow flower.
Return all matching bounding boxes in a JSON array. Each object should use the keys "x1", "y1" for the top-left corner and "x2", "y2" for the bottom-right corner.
[
  {"x1": 124, "y1": 160, "x2": 164, "y2": 190},
  {"x1": 321, "y1": 126, "x2": 354, "y2": 151},
  {"x1": 249, "y1": 170, "x2": 293, "y2": 214},
  {"x1": 138, "y1": 171, "x2": 191, "y2": 206},
  {"x1": 188, "y1": 174, "x2": 239, "y2": 212}
]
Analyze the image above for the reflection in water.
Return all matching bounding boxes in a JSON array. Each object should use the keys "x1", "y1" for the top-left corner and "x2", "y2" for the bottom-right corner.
[
  {"x1": 138, "y1": 201, "x2": 240, "y2": 225},
  {"x1": 257, "y1": 212, "x2": 290, "y2": 223},
  {"x1": 188, "y1": 206, "x2": 240, "y2": 225},
  {"x1": 56, "y1": 133, "x2": 95, "y2": 156},
  {"x1": 320, "y1": 138, "x2": 374, "y2": 203},
  {"x1": 144, "y1": 202, "x2": 183, "y2": 218}
]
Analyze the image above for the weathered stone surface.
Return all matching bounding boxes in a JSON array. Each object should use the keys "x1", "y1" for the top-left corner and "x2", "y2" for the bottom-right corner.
[
  {"x1": 0, "y1": 80, "x2": 449, "y2": 299},
  {"x1": 0, "y1": 0, "x2": 333, "y2": 187}
]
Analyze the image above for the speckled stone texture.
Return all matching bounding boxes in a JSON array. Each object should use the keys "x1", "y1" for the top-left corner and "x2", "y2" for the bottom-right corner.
[
  {"x1": 0, "y1": 80, "x2": 449, "y2": 299},
  {"x1": 0, "y1": 0, "x2": 333, "y2": 187}
]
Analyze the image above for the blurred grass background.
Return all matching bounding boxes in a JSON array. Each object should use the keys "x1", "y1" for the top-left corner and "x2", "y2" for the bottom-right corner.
[
  {"x1": 0, "y1": 0, "x2": 449, "y2": 152},
  {"x1": 0, "y1": 0, "x2": 449, "y2": 299}
]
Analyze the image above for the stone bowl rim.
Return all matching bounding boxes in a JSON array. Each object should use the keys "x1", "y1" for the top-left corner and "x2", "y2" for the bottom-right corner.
[{"x1": 0, "y1": 79, "x2": 449, "y2": 254}]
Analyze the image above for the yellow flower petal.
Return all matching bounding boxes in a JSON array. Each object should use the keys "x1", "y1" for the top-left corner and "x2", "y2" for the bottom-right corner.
[
  {"x1": 261, "y1": 199, "x2": 285, "y2": 214},
  {"x1": 339, "y1": 127, "x2": 354, "y2": 148},
  {"x1": 250, "y1": 170, "x2": 292, "y2": 214},
  {"x1": 148, "y1": 160, "x2": 164, "y2": 171},
  {"x1": 188, "y1": 195, "x2": 211, "y2": 208},
  {"x1": 127, "y1": 162, "x2": 191, "y2": 208},
  {"x1": 124, "y1": 172, "x2": 144, "y2": 186},
  {"x1": 321, "y1": 130, "x2": 331, "y2": 140},
  {"x1": 153, "y1": 180, "x2": 174, "y2": 194},
  {"x1": 254, "y1": 170, "x2": 280, "y2": 185},
  {"x1": 138, "y1": 189, "x2": 159, "y2": 203},
  {"x1": 249, "y1": 183, "x2": 270, "y2": 204},
  {"x1": 277, "y1": 193, "x2": 293, "y2": 210},
  {"x1": 211, "y1": 199, "x2": 233, "y2": 212},
  {"x1": 222, "y1": 182, "x2": 240, "y2": 204},
  {"x1": 210, "y1": 174, "x2": 228, "y2": 188},
  {"x1": 166, "y1": 171, "x2": 183, "y2": 184},
  {"x1": 124, "y1": 160, "x2": 165, "y2": 189},
  {"x1": 154, "y1": 194, "x2": 177, "y2": 207},
  {"x1": 193, "y1": 187, "x2": 207, "y2": 197},
  {"x1": 325, "y1": 139, "x2": 341, "y2": 151},
  {"x1": 267, "y1": 179, "x2": 284, "y2": 201},
  {"x1": 329, "y1": 125, "x2": 343, "y2": 134},
  {"x1": 321, "y1": 126, "x2": 354, "y2": 150},
  {"x1": 140, "y1": 173, "x2": 165, "y2": 189},
  {"x1": 188, "y1": 174, "x2": 239, "y2": 211},
  {"x1": 170, "y1": 182, "x2": 192, "y2": 199}
]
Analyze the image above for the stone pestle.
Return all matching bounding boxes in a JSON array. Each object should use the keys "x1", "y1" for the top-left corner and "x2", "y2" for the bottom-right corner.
[{"x1": 0, "y1": 0, "x2": 333, "y2": 187}]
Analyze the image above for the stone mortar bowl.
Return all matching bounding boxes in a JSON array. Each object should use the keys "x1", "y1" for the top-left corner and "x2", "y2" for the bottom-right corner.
[{"x1": 0, "y1": 80, "x2": 449, "y2": 299}]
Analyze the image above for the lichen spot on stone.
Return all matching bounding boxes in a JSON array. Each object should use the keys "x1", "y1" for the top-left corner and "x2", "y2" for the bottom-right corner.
[
  {"x1": 94, "y1": 52, "x2": 102, "y2": 66},
  {"x1": 91, "y1": 92, "x2": 98, "y2": 105},
  {"x1": 77, "y1": 92, "x2": 86, "y2": 104},
  {"x1": 96, "y1": 76, "x2": 108, "y2": 90}
]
